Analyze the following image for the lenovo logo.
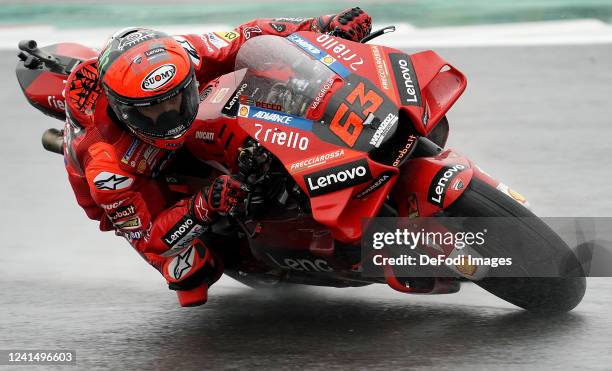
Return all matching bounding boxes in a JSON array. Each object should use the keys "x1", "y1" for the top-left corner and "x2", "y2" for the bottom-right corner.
[
  {"x1": 427, "y1": 164, "x2": 466, "y2": 207},
  {"x1": 304, "y1": 159, "x2": 372, "y2": 197}
]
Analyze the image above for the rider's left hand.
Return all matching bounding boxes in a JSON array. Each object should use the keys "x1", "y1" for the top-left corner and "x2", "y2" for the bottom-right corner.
[{"x1": 314, "y1": 7, "x2": 372, "y2": 42}]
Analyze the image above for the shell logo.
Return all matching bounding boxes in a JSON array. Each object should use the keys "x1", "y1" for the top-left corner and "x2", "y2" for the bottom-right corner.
[
  {"x1": 238, "y1": 105, "x2": 250, "y2": 117},
  {"x1": 321, "y1": 55, "x2": 335, "y2": 65},
  {"x1": 141, "y1": 64, "x2": 176, "y2": 91},
  {"x1": 456, "y1": 261, "x2": 477, "y2": 276},
  {"x1": 508, "y1": 188, "x2": 527, "y2": 203}
]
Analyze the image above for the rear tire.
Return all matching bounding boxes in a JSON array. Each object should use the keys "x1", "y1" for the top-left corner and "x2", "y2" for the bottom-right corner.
[{"x1": 446, "y1": 178, "x2": 586, "y2": 313}]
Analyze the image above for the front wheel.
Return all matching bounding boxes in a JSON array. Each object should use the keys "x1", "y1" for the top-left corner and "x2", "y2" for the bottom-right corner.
[{"x1": 445, "y1": 178, "x2": 586, "y2": 313}]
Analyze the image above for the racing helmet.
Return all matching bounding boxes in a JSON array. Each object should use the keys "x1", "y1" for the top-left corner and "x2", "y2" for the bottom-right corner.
[{"x1": 99, "y1": 28, "x2": 199, "y2": 150}]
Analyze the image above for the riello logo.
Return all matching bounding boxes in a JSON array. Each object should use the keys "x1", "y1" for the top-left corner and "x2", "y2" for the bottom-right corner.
[{"x1": 141, "y1": 64, "x2": 176, "y2": 91}]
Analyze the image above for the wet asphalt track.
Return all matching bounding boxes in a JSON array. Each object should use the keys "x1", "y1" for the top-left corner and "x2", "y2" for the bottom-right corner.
[{"x1": 1, "y1": 44, "x2": 612, "y2": 370}]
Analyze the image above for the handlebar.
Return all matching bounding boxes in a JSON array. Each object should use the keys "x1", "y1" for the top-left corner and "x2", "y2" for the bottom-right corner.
[
  {"x1": 359, "y1": 26, "x2": 396, "y2": 43},
  {"x1": 18, "y1": 39, "x2": 63, "y2": 71}
]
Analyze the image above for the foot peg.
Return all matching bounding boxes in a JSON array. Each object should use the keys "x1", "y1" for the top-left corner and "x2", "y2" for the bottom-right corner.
[{"x1": 41, "y1": 128, "x2": 64, "y2": 155}]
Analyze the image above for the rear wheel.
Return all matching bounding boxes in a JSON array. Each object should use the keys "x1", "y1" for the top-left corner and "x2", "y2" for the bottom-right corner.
[{"x1": 446, "y1": 178, "x2": 586, "y2": 313}]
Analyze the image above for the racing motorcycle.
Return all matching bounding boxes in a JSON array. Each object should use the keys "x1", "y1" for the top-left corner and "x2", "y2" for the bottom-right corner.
[{"x1": 16, "y1": 27, "x2": 586, "y2": 313}]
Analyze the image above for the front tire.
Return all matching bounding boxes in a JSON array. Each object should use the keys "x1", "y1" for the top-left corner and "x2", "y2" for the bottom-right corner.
[{"x1": 446, "y1": 178, "x2": 586, "y2": 313}]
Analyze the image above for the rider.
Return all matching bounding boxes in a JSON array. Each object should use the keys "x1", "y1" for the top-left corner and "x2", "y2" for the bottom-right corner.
[{"x1": 63, "y1": 8, "x2": 372, "y2": 306}]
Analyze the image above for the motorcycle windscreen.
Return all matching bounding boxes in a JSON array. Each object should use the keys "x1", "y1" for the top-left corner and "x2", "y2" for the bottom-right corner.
[{"x1": 233, "y1": 35, "x2": 338, "y2": 117}]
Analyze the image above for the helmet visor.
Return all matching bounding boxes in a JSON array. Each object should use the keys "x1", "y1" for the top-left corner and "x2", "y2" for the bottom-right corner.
[{"x1": 108, "y1": 74, "x2": 199, "y2": 139}]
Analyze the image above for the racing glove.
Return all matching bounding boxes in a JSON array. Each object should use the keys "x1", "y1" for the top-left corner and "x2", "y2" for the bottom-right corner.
[
  {"x1": 313, "y1": 7, "x2": 372, "y2": 42},
  {"x1": 191, "y1": 175, "x2": 248, "y2": 223},
  {"x1": 162, "y1": 240, "x2": 224, "y2": 307}
]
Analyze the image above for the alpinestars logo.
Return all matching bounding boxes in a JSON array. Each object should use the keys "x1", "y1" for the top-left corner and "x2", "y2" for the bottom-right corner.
[
  {"x1": 427, "y1": 164, "x2": 466, "y2": 207},
  {"x1": 304, "y1": 159, "x2": 372, "y2": 197},
  {"x1": 169, "y1": 246, "x2": 195, "y2": 280},
  {"x1": 93, "y1": 172, "x2": 133, "y2": 191},
  {"x1": 173, "y1": 36, "x2": 201, "y2": 66}
]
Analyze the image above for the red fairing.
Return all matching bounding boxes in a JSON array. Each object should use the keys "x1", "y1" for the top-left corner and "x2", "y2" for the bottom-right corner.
[
  {"x1": 391, "y1": 149, "x2": 474, "y2": 217},
  {"x1": 402, "y1": 51, "x2": 467, "y2": 136}
]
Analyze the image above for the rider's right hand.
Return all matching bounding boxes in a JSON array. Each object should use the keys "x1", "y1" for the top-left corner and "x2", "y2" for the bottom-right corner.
[{"x1": 191, "y1": 175, "x2": 248, "y2": 223}]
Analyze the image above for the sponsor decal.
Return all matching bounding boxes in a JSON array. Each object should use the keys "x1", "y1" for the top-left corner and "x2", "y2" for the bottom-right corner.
[
  {"x1": 239, "y1": 105, "x2": 250, "y2": 117},
  {"x1": 289, "y1": 149, "x2": 345, "y2": 173},
  {"x1": 165, "y1": 124, "x2": 186, "y2": 137},
  {"x1": 406, "y1": 193, "x2": 419, "y2": 218},
  {"x1": 141, "y1": 64, "x2": 176, "y2": 91},
  {"x1": 304, "y1": 158, "x2": 372, "y2": 197},
  {"x1": 242, "y1": 25, "x2": 262, "y2": 39},
  {"x1": 254, "y1": 123, "x2": 309, "y2": 150},
  {"x1": 355, "y1": 171, "x2": 394, "y2": 199},
  {"x1": 320, "y1": 55, "x2": 336, "y2": 66},
  {"x1": 162, "y1": 215, "x2": 204, "y2": 249},
  {"x1": 496, "y1": 183, "x2": 528, "y2": 205},
  {"x1": 195, "y1": 131, "x2": 215, "y2": 142},
  {"x1": 422, "y1": 100, "x2": 431, "y2": 126},
  {"x1": 273, "y1": 17, "x2": 305, "y2": 24},
  {"x1": 269, "y1": 23, "x2": 286, "y2": 32},
  {"x1": 240, "y1": 96, "x2": 283, "y2": 111},
  {"x1": 168, "y1": 246, "x2": 195, "y2": 280},
  {"x1": 115, "y1": 217, "x2": 141, "y2": 230},
  {"x1": 369, "y1": 113, "x2": 398, "y2": 148},
  {"x1": 392, "y1": 135, "x2": 418, "y2": 167},
  {"x1": 93, "y1": 172, "x2": 133, "y2": 191},
  {"x1": 315, "y1": 34, "x2": 364, "y2": 72},
  {"x1": 287, "y1": 33, "x2": 350, "y2": 77},
  {"x1": 173, "y1": 36, "x2": 200, "y2": 66},
  {"x1": 287, "y1": 34, "x2": 351, "y2": 77},
  {"x1": 199, "y1": 34, "x2": 216, "y2": 53},
  {"x1": 211, "y1": 87, "x2": 230, "y2": 104},
  {"x1": 246, "y1": 106, "x2": 313, "y2": 131},
  {"x1": 266, "y1": 253, "x2": 333, "y2": 272},
  {"x1": 389, "y1": 53, "x2": 421, "y2": 106},
  {"x1": 144, "y1": 47, "x2": 166, "y2": 59},
  {"x1": 100, "y1": 199, "x2": 126, "y2": 211},
  {"x1": 143, "y1": 145, "x2": 160, "y2": 164},
  {"x1": 119, "y1": 222, "x2": 151, "y2": 242},
  {"x1": 453, "y1": 179, "x2": 465, "y2": 191},
  {"x1": 215, "y1": 31, "x2": 240, "y2": 43},
  {"x1": 288, "y1": 34, "x2": 322, "y2": 55},
  {"x1": 427, "y1": 164, "x2": 466, "y2": 207},
  {"x1": 205, "y1": 33, "x2": 229, "y2": 49},
  {"x1": 47, "y1": 96, "x2": 65, "y2": 110},
  {"x1": 118, "y1": 31, "x2": 156, "y2": 51},
  {"x1": 121, "y1": 138, "x2": 140, "y2": 164},
  {"x1": 508, "y1": 188, "x2": 527, "y2": 203},
  {"x1": 311, "y1": 77, "x2": 335, "y2": 110},
  {"x1": 455, "y1": 256, "x2": 478, "y2": 276},
  {"x1": 137, "y1": 159, "x2": 147, "y2": 173},
  {"x1": 109, "y1": 204, "x2": 136, "y2": 221},
  {"x1": 370, "y1": 45, "x2": 391, "y2": 91},
  {"x1": 199, "y1": 85, "x2": 213, "y2": 102},
  {"x1": 221, "y1": 83, "x2": 248, "y2": 116}
]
